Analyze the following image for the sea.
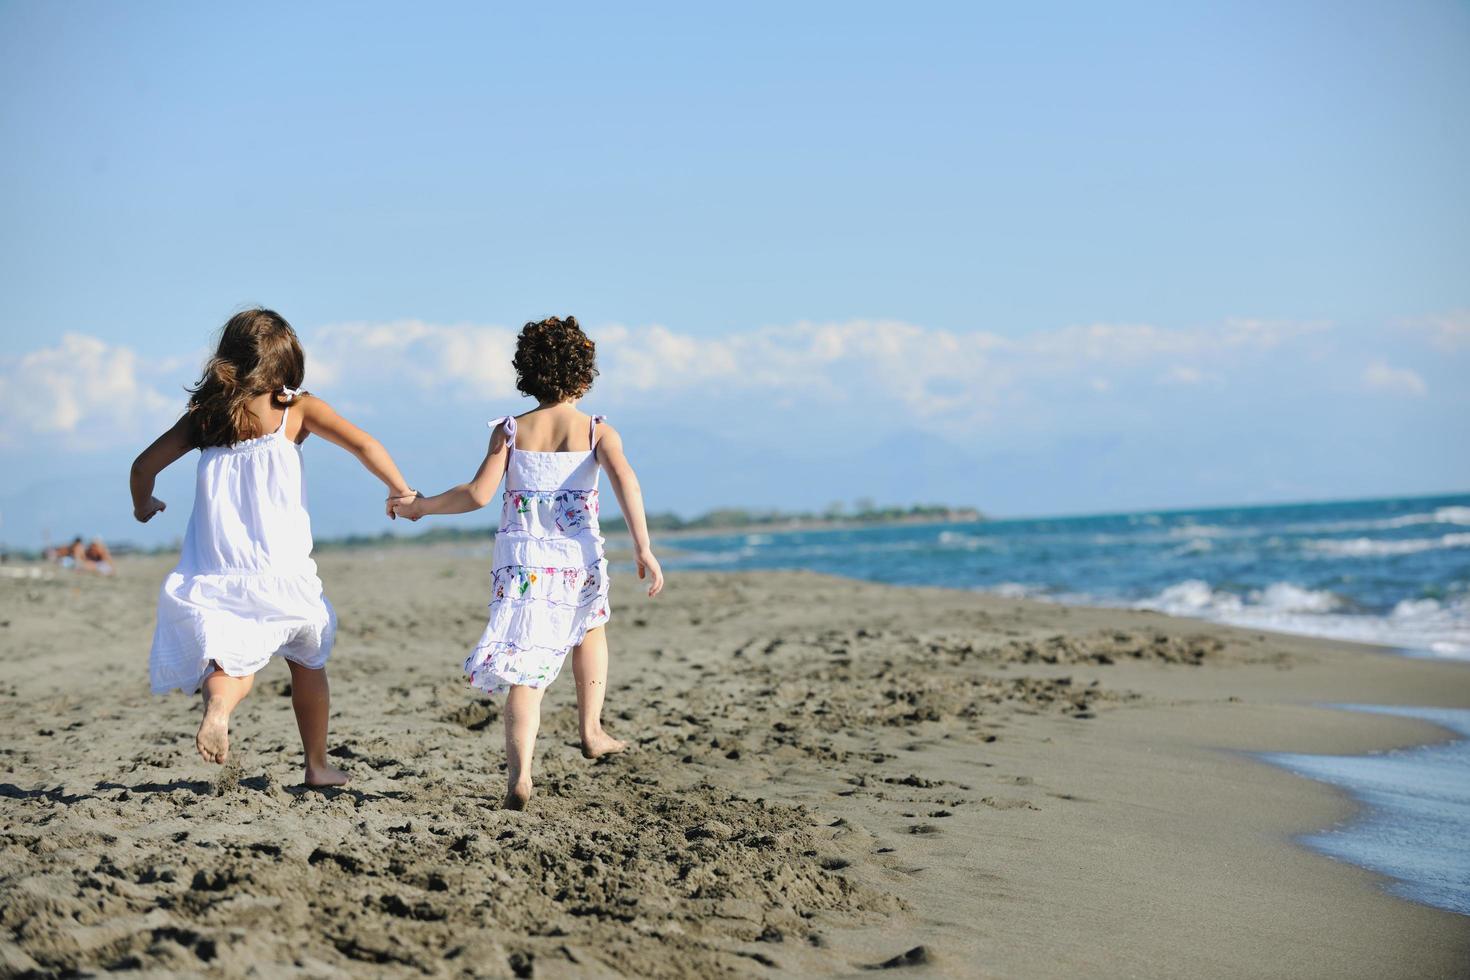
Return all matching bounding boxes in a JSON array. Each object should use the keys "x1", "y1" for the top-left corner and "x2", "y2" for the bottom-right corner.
[
  {"x1": 1262, "y1": 705, "x2": 1470, "y2": 917},
  {"x1": 662, "y1": 492, "x2": 1470, "y2": 916},
  {"x1": 662, "y1": 492, "x2": 1470, "y2": 660}
]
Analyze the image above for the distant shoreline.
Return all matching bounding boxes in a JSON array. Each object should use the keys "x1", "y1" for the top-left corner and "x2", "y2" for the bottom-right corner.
[
  {"x1": 311, "y1": 506, "x2": 983, "y2": 553},
  {"x1": 0, "y1": 506, "x2": 982, "y2": 561},
  {"x1": 650, "y1": 508, "x2": 982, "y2": 540}
]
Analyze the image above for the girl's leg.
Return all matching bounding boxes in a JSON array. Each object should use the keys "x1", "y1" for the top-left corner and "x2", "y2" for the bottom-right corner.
[
  {"x1": 197, "y1": 663, "x2": 254, "y2": 764},
  {"x1": 286, "y1": 660, "x2": 350, "y2": 787},
  {"x1": 503, "y1": 684, "x2": 545, "y2": 810},
  {"x1": 571, "y1": 626, "x2": 627, "y2": 759}
]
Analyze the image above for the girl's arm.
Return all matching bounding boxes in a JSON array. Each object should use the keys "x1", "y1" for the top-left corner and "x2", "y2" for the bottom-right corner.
[
  {"x1": 129, "y1": 416, "x2": 192, "y2": 522},
  {"x1": 394, "y1": 425, "x2": 510, "y2": 519},
  {"x1": 297, "y1": 396, "x2": 414, "y2": 513},
  {"x1": 596, "y1": 424, "x2": 664, "y2": 597}
]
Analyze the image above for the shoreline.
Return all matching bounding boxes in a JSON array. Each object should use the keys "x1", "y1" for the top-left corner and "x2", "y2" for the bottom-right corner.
[
  {"x1": 768, "y1": 589, "x2": 1470, "y2": 976},
  {"x1": 1, "y1": 554, "x2": 1467, "y2": 976},
  {"x1": 1257, "y1": 702, "x2": 1470, "y2": 917}
]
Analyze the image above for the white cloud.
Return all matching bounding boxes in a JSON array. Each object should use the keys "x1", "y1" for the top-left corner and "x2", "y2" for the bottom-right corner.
[
  {"x1": 307, "y1": 320, "x2": 519, "y2": 400},
  {"x1": 1215, "y1": 317, "x2": 1332, "y2": 349},
  {"x1": 1159, "y1": 365, "x2": 1205, "y2": 386},
  {"x1": 1026, "y1": 318, "x2": 1328, "y2": 363},
  {"x1": 591, "y1": 319, "x2": 1020, "y2": 423},
  {"x1": 1403, "y1": 310, "x2": 1470, "y2": 352},
  {"x1": 1362, "y1": 360, "x2": 1428, "y2": 397},
  {"x1": 588, "y1": 316, "x2": 1329, "y2": 421},
  {"x1": 291, "y1": 315, "x2": 1341, "y2": 436},
  {"x1": 0, "y1": 334, "x2": 175, "y2": 447},
  {"x1": 305, "y1": 317, "x2": 1017, "y2": 420},
  {"x1": 0, "y1": 314, "x2": 1367, "y2": 448}
]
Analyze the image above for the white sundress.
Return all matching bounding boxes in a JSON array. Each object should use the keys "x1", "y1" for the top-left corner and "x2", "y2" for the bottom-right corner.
[
  {"x1": 149, "y1": 397, "x2": 335, "y2": 694},
  {"x1": 464, "y1": 413, "x2": 611, "y2": 694}
]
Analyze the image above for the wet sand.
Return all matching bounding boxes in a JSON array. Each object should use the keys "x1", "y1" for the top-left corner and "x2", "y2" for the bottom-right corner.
[{"x1": 1, "y1": 550, "x2": 1467, "y2": 978}]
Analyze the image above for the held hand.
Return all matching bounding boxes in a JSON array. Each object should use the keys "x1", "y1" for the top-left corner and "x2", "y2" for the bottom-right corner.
[
  {"x1": 636, "y1": 548, "x2": 665, "y2": 597},
  {"x1": 390, "y1": 491, "x2": 426, "y2": 522},
  {"x1": 386, "y1": 490, "x2": 416, "y2": 521},
  {"x1": 134, "y1": 497, "x2": 166, "y2": 523}
]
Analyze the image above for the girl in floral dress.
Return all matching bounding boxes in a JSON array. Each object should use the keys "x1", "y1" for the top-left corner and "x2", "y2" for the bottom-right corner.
[{"x1": 393, "y1": 316, "x2": 664, "y2": 809}]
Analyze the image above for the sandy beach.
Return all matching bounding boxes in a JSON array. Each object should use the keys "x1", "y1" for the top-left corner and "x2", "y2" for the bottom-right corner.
[{"x1": 2, "y1": 549, "x2": 1467, "y2": 978}]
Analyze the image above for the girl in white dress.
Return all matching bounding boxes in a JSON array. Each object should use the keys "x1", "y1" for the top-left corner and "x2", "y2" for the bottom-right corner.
[
  {"x1": 130, "y1": 309, "x2": 415, "y2": 787},
  {"x1": 394, "y1": 315, "x2": 664, "y2": 809}
]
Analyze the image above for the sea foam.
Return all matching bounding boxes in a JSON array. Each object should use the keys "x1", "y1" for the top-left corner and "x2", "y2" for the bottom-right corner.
[
  {"x1": 1307, "y1": 533, "x2": 1470, "y2": 558},
  {"x1": 1134, "y1": 582, "x2": 1470, "y2": 659}
]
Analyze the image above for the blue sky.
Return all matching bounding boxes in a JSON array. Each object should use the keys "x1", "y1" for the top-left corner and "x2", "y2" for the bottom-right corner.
[{"x1": 1, "y1": 1, "x2": 1467, "y2": 547}]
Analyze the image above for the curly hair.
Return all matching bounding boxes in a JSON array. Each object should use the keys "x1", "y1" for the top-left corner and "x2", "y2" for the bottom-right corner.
[{"x1": 512, "y1": 316, "x2": 598, "y2": 403}]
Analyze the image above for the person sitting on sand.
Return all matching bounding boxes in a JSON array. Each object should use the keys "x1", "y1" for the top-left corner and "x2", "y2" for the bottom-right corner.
[
  {"x1": 129, "y1": 308, "x2": 416, "y2": 788},
  {"x1": 84, "y1": 536, "x2": 112, "y2": 564},
  {"x1": 47, "y1": 536, "x2": 85, "y2": 567},
  {"x1": 83, "y1": 537, "x2": 114, "y2": 575},
  {"x1": 48, "y1": 536, "x2": 114, "y2": 574},
  {"x1": 393, "y1": 315, "x2": 664, "y2": 809}
]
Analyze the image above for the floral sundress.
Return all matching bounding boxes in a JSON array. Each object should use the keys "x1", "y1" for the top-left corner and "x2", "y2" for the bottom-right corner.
[{"x1": 464, "y1": 413, "x2": 610, "y2": 693}]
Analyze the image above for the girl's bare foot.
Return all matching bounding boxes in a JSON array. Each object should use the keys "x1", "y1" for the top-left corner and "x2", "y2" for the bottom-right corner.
[
  {"x1": 580, "y1": 727, "x2": 628, "y2": 760},
  {"x1": 305, "y1": 763, "x2": 350, "y2": 788},
  {"x1": 504, "y1": 777, "x2": 533, "y2": 810},
  {"x1": 196, "y1": 700, "x2": 231, "y2": 764}
]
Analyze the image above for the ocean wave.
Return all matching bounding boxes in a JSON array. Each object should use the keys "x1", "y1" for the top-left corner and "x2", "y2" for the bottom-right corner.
[
  {"x1": 1141, "y1": 580, "x2": 1344, "y2": 616},
  {"x1": 1166, "y1": 523, "x2": 1237, "y2": 539},
  {"x1": 1283, "y1": 506, "x2": 1470, "y2": 535},
  {"x1": 937, "y1": 530, "x2": 993, "y2": 551},
  {"x1": 1134, "y1": 581, "x2": 1470, "y2": 659},
  {"x1": 1382, "y1": 506, "x2": 1470, "y2": 528},
  {"x1": 1379, "y1": 506, "x2": 1470, "y2": 528},
  {"x1": 1306, "y1": 533, "x2": 1470, "y2": 558}
]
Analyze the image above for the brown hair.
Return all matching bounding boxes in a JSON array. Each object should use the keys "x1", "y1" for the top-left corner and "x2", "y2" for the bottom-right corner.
[
  {"x1": 185, "y1": 309, "x2": 306, "y2": 448},
  {"x1": 512, "y1": 315, "x2": 598, "y2": 403}
]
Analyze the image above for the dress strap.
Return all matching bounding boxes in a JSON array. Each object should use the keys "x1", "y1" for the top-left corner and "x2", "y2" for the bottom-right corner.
[
  {"x1": 274, "y1": 387, "x2": 301, "y2": 435},
  {"x1": 489, "y1": 415, "x2": 517, "y2": 449},
  {"x1": 588, "y1": 414, "x2": 606, "y2": 451}
]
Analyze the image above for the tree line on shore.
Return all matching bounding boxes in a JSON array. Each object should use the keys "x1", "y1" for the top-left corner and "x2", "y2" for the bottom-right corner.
[
  {"x1": 7, "y1": 502, "x2": 982, "y2": 560},
  {"x1": 320, "y1": 501, "x2": 983, "y2": 551}
]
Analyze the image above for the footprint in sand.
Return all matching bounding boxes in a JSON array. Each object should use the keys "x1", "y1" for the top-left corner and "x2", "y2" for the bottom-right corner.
[
  {"x1": 441, "y1": 701, "x2": 498, "y2": 731},
  {"x1": 866, "y1": 945, "x2": 932, "y2": 969},
  {"x1": 211, "y1": 764, "x2": 242, "y2": 796},
  {"x1": 885, "y1": 774, "x2": 946, "y2": 789}
]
